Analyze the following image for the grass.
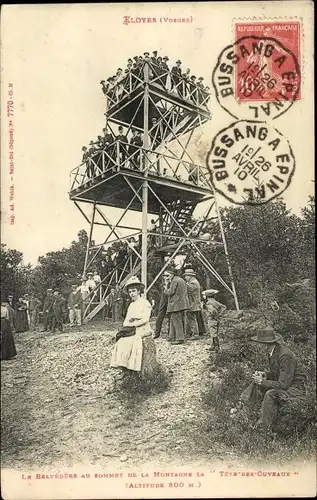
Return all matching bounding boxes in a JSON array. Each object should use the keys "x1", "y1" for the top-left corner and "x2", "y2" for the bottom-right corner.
[{"x1": 202, "y1": 328, "x2": 316, "y2": 463}]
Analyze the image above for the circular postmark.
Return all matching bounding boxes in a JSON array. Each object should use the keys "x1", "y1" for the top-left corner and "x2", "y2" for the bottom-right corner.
[
  {"x1": 212, "y1": 36, "x2": 301, "y2": 121},
  {"x1": 206, "y1": 120, "x2": 295, "y2": 205}
]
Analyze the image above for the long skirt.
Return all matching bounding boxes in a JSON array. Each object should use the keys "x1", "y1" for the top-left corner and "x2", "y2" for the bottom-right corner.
[
  {"x1": 15, "y1": 310, "x2": 29, "y2": 333},
  {"x1": 1, "y1": 318, "x2": 17, "y2": 360},
  {"x1": 111, "y1": 335, "x2": 158, "y2": 375}
]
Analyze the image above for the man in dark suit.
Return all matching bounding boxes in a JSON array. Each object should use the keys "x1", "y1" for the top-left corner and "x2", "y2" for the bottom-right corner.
[
  {"x1": 129, "y1": 130, "x2": 143, "y2": 169},
  {"x1": 184, "y1": 268, "x2": 202, "y2": 339},
  {"x1": 151, "y1": 50, "x2": 158, "y2": 64},
  {"x1": 52, "y1": 290, "x2": 66, "y2": 333},
  {"x1": 164, "y1": 268, "x2": 189, "y2": 345},
  {"x1": 239, "y1": 328, "x2": 307, "y2": 431},
  {"x1": 189, "y1": 75, "x2": 197, "y2": 102},
  {"x1": 171, "y1": 60, "x2": 182, "y2": 92},
  {"x1": 100, "y1": 80, "x2": 108, "y2": 96},
  {"x1": 161, "y1": 56, "x2": 169, "y2": 86},
  {"x1": 116, "y1": 125, "x2": 129, "y2": 165}
]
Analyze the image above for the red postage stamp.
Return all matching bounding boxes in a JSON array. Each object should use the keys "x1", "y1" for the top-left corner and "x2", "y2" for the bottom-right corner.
[{"x1": 234, "y1": 21, "x2": 301, "y2": 102}]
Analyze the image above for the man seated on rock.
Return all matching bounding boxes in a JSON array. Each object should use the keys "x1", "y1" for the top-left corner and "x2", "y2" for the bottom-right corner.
[{"x1": 238, "y1": 327, "x2": 307, "y2": 432}]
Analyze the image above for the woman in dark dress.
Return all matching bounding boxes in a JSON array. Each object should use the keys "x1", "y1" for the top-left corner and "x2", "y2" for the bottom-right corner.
[
  {"x1": 15, "y1": 297, "x2": 29, "y2": 333},
  {"x1": 1, "y1": 301, "x2": 17, "y2": 360}
]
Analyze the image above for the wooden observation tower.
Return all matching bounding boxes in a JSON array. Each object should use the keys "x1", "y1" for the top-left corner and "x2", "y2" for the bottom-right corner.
[{"x1": 69, "y1": 56, "x2": 239, "y2": 323}]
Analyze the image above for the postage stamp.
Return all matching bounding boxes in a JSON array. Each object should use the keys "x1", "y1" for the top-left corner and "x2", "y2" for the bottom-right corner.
[
  {"x1": 212, "y1": 34, "x2": 301, "y2": 121},
  {"x1": 206, "y1": 120, "x2": 296, "y2": 205},
  {"x1": 235, "y1": 21, "x2": 301, "y2": 102}
]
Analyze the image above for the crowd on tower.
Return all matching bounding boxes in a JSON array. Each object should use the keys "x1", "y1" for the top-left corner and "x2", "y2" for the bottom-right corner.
[
  {"x1": 80, "y1": 123, "x2": 204, "y2": 185},
  {"x1": 100, "y1": 51, "x2": 211, "y2": 106}
]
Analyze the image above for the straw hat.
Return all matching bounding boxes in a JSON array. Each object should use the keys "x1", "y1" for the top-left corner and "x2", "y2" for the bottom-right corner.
[
  {"x1": 202, "y1": 289, "x2": 219, "y2": 297},
  {"x1": 123, "y1": 276, "x2": 145, "y2": 295}
]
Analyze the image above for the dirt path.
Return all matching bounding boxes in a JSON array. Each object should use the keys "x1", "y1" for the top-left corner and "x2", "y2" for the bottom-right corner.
[{"x1": 1, "y1": 322, "x2": 236, "y2": 471}]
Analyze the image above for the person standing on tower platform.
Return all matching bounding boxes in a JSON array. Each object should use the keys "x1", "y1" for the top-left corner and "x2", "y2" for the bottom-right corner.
[
  {"x1": 116, "y1": 125, "x2": 129, "y2": 166},
  {"x1": 171, "y1": 60, "x2": 182, "y2": 93},
  {"x1": 100, "y1": 80, "x2": 108, "y2": 96},
  {"x1": 102, "y1": 126, "x2": 114, "y2": 171},
  {"x1": 189, "y1": 75, "x2": 198, "y2": 103},
  {"x1": 88, "y1": 140, "x2": 97, "y2": 178},
  {"x1": 161, "y1": 56, "x2": 169, "y2": 87},
  {"x1": 151, "y1": 50, "x2": 158, "y2": 64},
  {"x1": 82, "y1": 146, "x2": 91, "y2": 179},
  {"x1": 42, "y1": 288, "x2": 54, "y2": 332},
  {"x1": 182, "y1": 68, "x2": 191, "y2": 98},
  {"x1": 197, "y1": 77, "x2": 205, "y2": 105},
  {"x1": 164, "y1": 268, "x2": 189, "y2": 345},
  {"x1": 202, "y1": 289, "x2": 226, "y2": 352},
  {"x1": 130, "y1": 129, "x2": 143, "y2": 169}
]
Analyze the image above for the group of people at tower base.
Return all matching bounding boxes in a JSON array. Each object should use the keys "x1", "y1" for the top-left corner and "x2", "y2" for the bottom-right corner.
[
  {"x1": 1, "y1": 262, "x2": 308, "y2": 434},
  {"x1": 109, "y1": 265, "x2": 308, "y2": 433}
]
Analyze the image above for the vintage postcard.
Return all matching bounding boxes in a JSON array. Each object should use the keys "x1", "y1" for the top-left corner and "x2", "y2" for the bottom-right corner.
[{"x1": 1, "y1": 1, "x2": 315, "y2": 499}]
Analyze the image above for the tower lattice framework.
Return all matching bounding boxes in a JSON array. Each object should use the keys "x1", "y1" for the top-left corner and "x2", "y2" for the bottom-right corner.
[{"x1": 69, "y1": 58, "x2": 239, "y2": 323}]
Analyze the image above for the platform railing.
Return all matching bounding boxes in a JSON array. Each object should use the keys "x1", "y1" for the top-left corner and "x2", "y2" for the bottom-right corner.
[
  {"x1": 105, "y1": 60, "x2": 211, "y2": 111},
  {"x1": 69, "y1": 140, "x2": 211, "y2": 193}
]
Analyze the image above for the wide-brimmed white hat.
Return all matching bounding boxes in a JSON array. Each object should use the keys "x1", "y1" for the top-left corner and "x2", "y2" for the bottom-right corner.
[{"x1": 123, "y1": 276, "x2": 145, "y2": 295}]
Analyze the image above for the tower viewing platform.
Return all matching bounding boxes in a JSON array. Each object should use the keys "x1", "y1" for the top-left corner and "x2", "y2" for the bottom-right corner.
[{"x1": 69, "y1": 52, "x2": 239, "y2": 322}]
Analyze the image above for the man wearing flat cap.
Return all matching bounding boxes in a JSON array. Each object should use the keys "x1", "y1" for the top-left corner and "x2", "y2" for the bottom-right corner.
[
  {"x1": 239, "y1": 328, "x2": 307, "y2": 431},
  {"x1": 163, "y1": 268, "x2": 189, "y2": 345}
]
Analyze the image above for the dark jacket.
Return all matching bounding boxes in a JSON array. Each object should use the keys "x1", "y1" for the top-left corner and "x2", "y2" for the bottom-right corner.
[
  {"x1": 43, "y1": 294, "x2": 54, "y2": 313},
  {"x1": 68, "y1": 291, "x2": 83, "y2": 309},
  {"x1": 186, "y1": 277, "x2": 201, "y2": 312},
  {"x1": 260, "y1": 343, "x2": 307, "y2": 391},
  {"x1": 29, "y1": 297, "x2": 42, "y2": 312},
  {"x1": 165, "y1": 275, "x2": 189, "y2": 313}
]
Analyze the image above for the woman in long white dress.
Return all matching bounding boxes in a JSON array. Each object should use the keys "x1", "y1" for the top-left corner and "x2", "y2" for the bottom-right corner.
[{"x1": 110, "y1": 276, "x2": 158, "y2": 375}]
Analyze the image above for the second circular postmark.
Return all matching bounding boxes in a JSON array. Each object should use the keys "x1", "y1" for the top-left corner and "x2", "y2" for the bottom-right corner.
[
  {"x1": 206, "y1": 120, "x2": 295, "y2": 205},
  {"x1": 212, "y1": 35, "x2": 301, "y2": 121}
]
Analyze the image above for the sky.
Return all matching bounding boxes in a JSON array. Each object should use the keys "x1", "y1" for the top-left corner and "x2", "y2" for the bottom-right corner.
[{"x1": 1, "y1": 3, "x2": 314, "y2": 266}]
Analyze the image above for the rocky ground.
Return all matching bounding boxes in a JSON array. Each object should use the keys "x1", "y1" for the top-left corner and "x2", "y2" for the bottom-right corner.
[{"x1": 1, "y1": 318, "x2": 239, "y2": 471}]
